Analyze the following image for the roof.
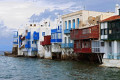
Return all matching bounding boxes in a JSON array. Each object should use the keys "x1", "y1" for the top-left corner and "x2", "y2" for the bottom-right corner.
[
  {"x1": 101, "y1": 15, "x2": 120, "y2": 22},
  {"x1": 62, "y1": 10, "x2": 114, "y2": 19}
]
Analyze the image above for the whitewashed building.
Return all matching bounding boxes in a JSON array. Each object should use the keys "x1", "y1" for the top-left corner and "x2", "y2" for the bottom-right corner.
[{"x1": 51, "y1": 16, "x2": 62, "y2": 59}]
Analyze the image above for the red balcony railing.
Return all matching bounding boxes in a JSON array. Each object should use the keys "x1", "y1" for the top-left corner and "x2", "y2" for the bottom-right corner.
[
  {"x1": 74, "y1": 40, "x2": 92, "y2": 53},
  {"x1": 70, "y1": 25, "x2": 99, "y2": 40},
  {"x1": 74, "y1": 48, "x2": 92, "y2": 53},
  {"x1": 40, "y1": 35, "x2": 51, "y2": 46}
]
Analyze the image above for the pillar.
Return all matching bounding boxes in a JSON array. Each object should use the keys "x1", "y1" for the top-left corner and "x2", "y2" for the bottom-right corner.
[{"x1": 114, "y1": 41, "x2": 118, "y2": 59}]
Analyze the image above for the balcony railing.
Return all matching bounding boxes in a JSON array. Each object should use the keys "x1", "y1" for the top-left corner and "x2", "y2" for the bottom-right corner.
[
  {"x1": 70, "y1": 25, "x2": 99, "y2": 40},
  {"x1": 13, "y1": 39, "x2": 18, "y2": 44},
  {"x1": 32, "y1": 47, "x2": 38, "y2": 51},
  {"x1": 64, "y1": 29, "x2": 70, "y2": 34},
  {"x1": 74, "y1": 48, "x2": 92, "y2": 53},
  {"x1": 61, "y1": 43, "x2": 74, "y2": 48},
  {"x1": 51, "y1": 39, "x2": 62, "y2": 43}
]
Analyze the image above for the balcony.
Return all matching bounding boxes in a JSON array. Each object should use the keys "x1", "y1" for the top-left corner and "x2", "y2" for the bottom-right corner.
[
  {"x1": 51, "y1": 39, "x2": 62, "y2": 43},
  {"x1": 32, "y1": 47, "x2": 38, "y2": 51},
  {"x1": 13, "y1": 39, "x2": 18, "y2": 44},
  {"x1": 64, "y1": 29, "x2": 70, "y2": 34},
  {"x1": 33, "y1": 31, "x2": 39, "y2": 40},
  {"x1": 74, "y1": 48, "x2": 92, "y2": 53},
  {"x1": 26, "y1": 32, "x2": 31, "y2": 39},
  {"x1": 51, "y1": 29, "x2": 57, "y2": 33},
  {"x1": 25, "y1": 41, "x2": 31, "y2": 48},
  {"x1": 61, "y1": 43, "x2": 74, "y2": 48},
  {"x1": 21, "y1": 36, "x2": 25, "y2": 40},
  {"x1": 70, "y1": 25, "x2": 99, "y2": 40},
  {"x1": 40, "y1": 35, "x2": 51, "y2": 46}
]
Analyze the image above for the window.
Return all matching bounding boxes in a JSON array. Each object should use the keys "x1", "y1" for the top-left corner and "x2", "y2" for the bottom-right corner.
[
  {"x1": 58, "y1": 33, "x2": 61, "y2": 39},
  {"x1": 32, "y1": 41, "x2": 36, "y2": 44},
  {"x1": 109, "y1": 30, "x2": 112, "y2": 34},
  {"x1": 73, "y1": 19, "x2": 75, "y2": 29},
  {"x1": 69, "y1": 20, "x2": 71, "y2": 29},
  {"x1": 55, "y1": 33, "x2": 57, "y2": 39},
  {"x1": 65, "y1": 21, "x2": 67, "y2": 29},
  {"x1": 42, "y1": 32, "x2": 45, "y2": 36},
  {"x1": 65, "y1": 37, "x2": 67, "y2": 43},
  {"x1": 101, "y1": 42, "x2": 104, "y2": 46},
  {"x1": 101, "y1": 29, "x2": 104, "y2": 35},
  {"x1": 34, "y1": 24, "x2": 36, "y2": 26},
  {"x1": 82, "y1": 29, "x2": 90, "y2": 34},
  {"x1": 68, "y1": 37, "x2": 70, "y2": 43},
  {"x1": 104, "y1": 29, "x2": 107, "y2": 35},
  {"x1": 112, "y1": 23, "x2": 115, "y2": 27},
  {"x1": 77, "y1": 18, "x2": 79, "y2": 28},
  {"x1": 51, "y1": 34, "x2": 55, "y2": 39},
  {"x1": 109, "y1": 42, "x2": 111, "y2": 47}
]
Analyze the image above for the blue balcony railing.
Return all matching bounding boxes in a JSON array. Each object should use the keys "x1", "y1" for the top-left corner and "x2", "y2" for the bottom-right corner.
[
  {"x1": 64, "y1": 29, "x2": 70, "y2": 34},
  {"x1": 51, "y1": 29, "x2": 57, "y2": 33},
  {"x1": 33, "y1": 31, "x2": 39, "y2": 40},
  {"x1": 25, "y1": 41, "x2": 31, "y2": 48},
  {"x1": 13, "y1": 40, "x2": 18, "y2": 44},
  {"x1": 32, "y1": 48, "x2": 38, "y2": 51},
  {"x1": 26, "y1": 32, "x2": 30, "y2": 39},
  {"x1": 51, "y1": 39, "x2": 62, "y2": 43},
  {"x1": 61, "y1": 43, "x2": 74, "y2": 48}
]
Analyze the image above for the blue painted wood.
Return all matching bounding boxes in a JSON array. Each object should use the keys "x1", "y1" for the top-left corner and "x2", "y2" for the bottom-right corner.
[{"x1": 73, "y1": 19, "x2": 75, "y2": 29}]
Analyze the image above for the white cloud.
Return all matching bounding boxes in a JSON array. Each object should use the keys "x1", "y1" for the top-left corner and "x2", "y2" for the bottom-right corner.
[
  {"x1": 0, "y1": 0, "x2": 78, "y2": 30},
  {"x1": 0, "y1": 0, "x2": 47, "y2": 29}
]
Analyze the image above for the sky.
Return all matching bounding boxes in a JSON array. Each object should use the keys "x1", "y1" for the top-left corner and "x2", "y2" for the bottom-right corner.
[{"x1": 0, "y1": 0, "x2": 120, "y2": 51}]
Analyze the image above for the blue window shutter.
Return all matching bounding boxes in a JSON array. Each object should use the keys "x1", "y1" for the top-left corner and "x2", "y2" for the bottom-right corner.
[
  {"x1": 65, "y1": 21, "x2": 67, "y2": 29},
  {"x1": 69, "y1": 20, "x2": 71, "y2": 30},
  {"x1": 73, "y1": 19, "x2": 75, "y2": 29},
  {"x1": 77, "y1": 18, "x2": 79, "y2": 27},
  {"x1": 42, "y1": 32, "x2": 45, "y2": 36}
]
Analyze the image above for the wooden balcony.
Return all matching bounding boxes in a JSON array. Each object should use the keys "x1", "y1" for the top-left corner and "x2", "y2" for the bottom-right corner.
[
  {"x1": 70, "y1": 25, "x2": 99, "y2": 40},
  {"x1": 74, "y1": 40, "x2": 92, "y2": 53},
  {"x1": 40, "y1": 35, "x2": 51, "y2": 46}
]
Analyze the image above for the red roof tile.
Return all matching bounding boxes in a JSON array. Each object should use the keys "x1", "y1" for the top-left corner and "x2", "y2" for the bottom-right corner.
[{"x1": 101, "y1": 15, "x2": 120, "y2": 22}]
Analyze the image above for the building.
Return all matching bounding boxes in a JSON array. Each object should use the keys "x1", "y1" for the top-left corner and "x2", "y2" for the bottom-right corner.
[
  {"x1": 51, "y1": 16, "x2": 62, "y2": 59},
  {"x1": 61, "y1": 10, "x2": 114, "y2": 59},
  {"x1": 17, "y1": 24, "x2": 40, "y2": 57},
  {"x1": 12, "y1": 31, "x2": 18, "y2": 55},
  {"x1": 40, "y1": 21, "x2": 52, "y2": 59},
  {"x1": 17, "y1": 29, "x2": 24, "y2": 56},
  {"x1": 100, "y1": 5, "x2": 120, "y2": 59}
]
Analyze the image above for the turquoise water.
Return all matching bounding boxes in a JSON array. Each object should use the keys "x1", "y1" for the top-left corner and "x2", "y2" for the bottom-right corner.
[{"x1": 0, "y1": 52, "x2": 120, "y2": 80}]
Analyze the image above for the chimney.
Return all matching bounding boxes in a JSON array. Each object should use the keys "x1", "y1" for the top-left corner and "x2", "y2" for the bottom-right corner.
[{"x1": 115, "y1": 4, "x2": 119, "y2": 15}]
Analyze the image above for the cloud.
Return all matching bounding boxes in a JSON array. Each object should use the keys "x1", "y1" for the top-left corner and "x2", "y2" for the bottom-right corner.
[{"x1": 0, "y1": 0, "x2": 119, "y2": 51}]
